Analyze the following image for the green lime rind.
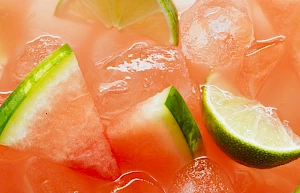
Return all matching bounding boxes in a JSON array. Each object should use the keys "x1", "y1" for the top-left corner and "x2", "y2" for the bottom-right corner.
[
  {"x1": 294, "y1": 185, "x2": 300, "y2": 193},
  {"x1": 165, "y1": 86, "x2": 202, "y2": 156},
  {"x1": 157, "y1": 0, "x2": 179, "y2": 45},
  {"x1": 0, "y1": 44, "x2": 73, "y2": 135},
  {"x1": 202, "y1": 84, "x2": 300, "y2": 169},
  {"x1": 54, "y1": 0, "x2": 179, "y2": 45}
]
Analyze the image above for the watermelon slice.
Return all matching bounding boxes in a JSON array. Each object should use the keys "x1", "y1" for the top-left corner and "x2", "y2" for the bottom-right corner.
[
  {"x1": 107, "y1": 86, "x2": 202, "y2": 186},
  {"x1": 0, "y1": 44, "x2": 119, "y2": 180}
]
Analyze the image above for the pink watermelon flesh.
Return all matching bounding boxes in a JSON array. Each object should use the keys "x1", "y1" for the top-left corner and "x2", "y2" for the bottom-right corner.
[
  {"x1": 107, "y1": 86, "x2": 195, "y2": 187},
  {"x1": 0, "y1": 45, "x2": 119, "y2": 180}
]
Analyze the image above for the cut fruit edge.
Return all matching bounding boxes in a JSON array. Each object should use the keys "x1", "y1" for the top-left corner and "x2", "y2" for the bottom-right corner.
[
  {"x1": 54, "y1": 0, "x2": 100, "y2": 25},
  {"x1": 156, "y1": 0, "x2": 179, "y2": 45},
  {"x1": 0, "y1": 44, "x2": 120, "y2": 180},
  {"x1": 54, "y1": 0, "x2": 179, "y2": 45},
  {"x1": 0, "y1": 44, "x2": 73, "y2": 137},
  {"x1": 164, "y1": 86, "x2": 202, "y2": 156},
  {"x1": 202, "y1": 73, "x2": 300, "y2": 152}
]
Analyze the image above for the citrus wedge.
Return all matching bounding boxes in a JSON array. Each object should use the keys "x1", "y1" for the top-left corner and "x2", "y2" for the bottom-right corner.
[
  {"x1": 202, "y1": 73, "x2": 300, "y2": 168},
  {"x1": 54, "y1": 0, "x2": 179, "y2": 45},
  {"x1": 54, "y1": 0, "x2": 100, "y2": 25}
]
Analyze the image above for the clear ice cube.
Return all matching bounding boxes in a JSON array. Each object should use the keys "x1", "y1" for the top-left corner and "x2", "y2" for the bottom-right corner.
[
  {"x1": 237, "y1": 36, "x2": 285, "y2": 98},
  {"x1": 169, "y1": 157, "x2": 235, "y2": 193},
  {"x1": 179, "y1": 0, "x2": 254, "y2": 68},
  {"x1": 91, "y1": 43, "x2": 200, "y2": 127},
  {"x1": 10, "y1": 35, "x2": 62, "y2": 81}
]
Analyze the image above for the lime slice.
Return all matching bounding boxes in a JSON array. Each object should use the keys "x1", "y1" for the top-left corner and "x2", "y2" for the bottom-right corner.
[
  {"x1": 54, "y1": 0, "x2": 100, "y2": 25},
  {"x1": 202, "y1": 73, "x2": 300, "y2": 168},
  {"x1": 54, "y1": 0, "x2": 179, "y2": 45}
]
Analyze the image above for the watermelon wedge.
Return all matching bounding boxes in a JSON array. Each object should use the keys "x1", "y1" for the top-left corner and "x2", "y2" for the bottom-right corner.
[
  {"x1": 107, "y1": 86, "x2": 202, "y2": 186},
  {"x1": 0, "y1": 44, "x2": 119, "y2": 180}
]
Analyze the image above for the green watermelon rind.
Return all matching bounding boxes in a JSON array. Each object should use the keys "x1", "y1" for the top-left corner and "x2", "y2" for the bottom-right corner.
[
  {"x1": 165, "y1": 86, "x2": 202, "y2": 156},
  {"x1": 0, "y1": 44, "x2": 72, "y2": 136}
]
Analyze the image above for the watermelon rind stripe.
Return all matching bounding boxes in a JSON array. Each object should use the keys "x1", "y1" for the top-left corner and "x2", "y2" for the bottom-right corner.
[
  {"x1": 164, "y1": 86, "x2": 202, "y2": 156},
  {"x1": 0, "y1": 44, "x2": 73, "y2": 135}
]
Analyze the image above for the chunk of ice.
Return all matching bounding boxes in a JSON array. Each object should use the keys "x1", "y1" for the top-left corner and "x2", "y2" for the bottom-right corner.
[
  {"x1": 169, "y1": 157, "x2": 235, "y2": 193},
  {"x1": 91, "y1": 43, "x2": 200, "y2": 127},
  {"x1": 179, "y1": 0, "x2": 254, "y2": 68},
  {"x1": 10, "y1": 35, "x2": 62, "y2": 81},
  {"x1": 237, "y1": 36, "x2": 285, "y2": 98}
]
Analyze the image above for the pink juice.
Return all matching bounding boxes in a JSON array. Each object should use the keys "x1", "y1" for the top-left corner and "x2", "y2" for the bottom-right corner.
[{"x1": 0, "y1": 0, "x2": 300, "y2": 192}]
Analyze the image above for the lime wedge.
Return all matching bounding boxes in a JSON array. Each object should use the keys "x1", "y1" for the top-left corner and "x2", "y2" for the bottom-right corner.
[
  {"x1": 202, "y1": 73, "x2": 300, "y2": 168},
  {"x1": 54, "y1": 0, "x2": 100, "y2": 25},
  {"x1": 54, "y1": 0, "x2": 179, "y2": 45}
]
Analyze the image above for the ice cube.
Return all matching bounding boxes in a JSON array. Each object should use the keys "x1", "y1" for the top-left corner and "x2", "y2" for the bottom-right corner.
[
  {"x1": 254, "y1": 0, "x2": 300, "y2": 79},
  {"x1": 169, "y1": 157, "x2": 235, "y2": 193},
  {"x1": 291, "y1": 25, "x2": 300, "y2": 78},
  {"x1": 179, "y1": 0, "x2": 254, "y2": 68},
  {"x1": 237, "y1": 36, "x2": 285, "y2": 98},
  {"x1": 28, "y1": 160, "x2": 165, "y2": 193},
  {"x1": 26, "y1": 157, "x2": 97, "y2": 193},
  {"x1": 10, "y1": 35, "x2": 62, "y2": 82},
  {"x1": 91, "y1": 43, "x2": 200, "y2": 127},
  {"x1": 95, "y1": 171, "x2": 165, "y2": 193},
  {"x1": 0, "y1": 36, "x2": 62, "y2": 106}
]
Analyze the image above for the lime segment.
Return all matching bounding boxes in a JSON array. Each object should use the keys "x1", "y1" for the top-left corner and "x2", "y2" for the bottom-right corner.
[
  {"x1": 54, "y1": 0, "x2": 179, "y2": 45},
  {"x1": 202, "y1": 73, "x2": 300, "y2": 168},
  {"x1": 54, "y1": 0, "x2": 99, "y2": 25}
]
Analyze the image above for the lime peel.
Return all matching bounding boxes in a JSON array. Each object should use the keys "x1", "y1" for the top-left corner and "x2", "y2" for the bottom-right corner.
[
  {"x1": 54, "y1": 0, "x2": 179, "y2": 45},
  {"x1": 202, "y1": 73, "x2": 300, "y2": 168},
  {"x1": 156, "y1": 0, "x2": 179, "y2": 45}
]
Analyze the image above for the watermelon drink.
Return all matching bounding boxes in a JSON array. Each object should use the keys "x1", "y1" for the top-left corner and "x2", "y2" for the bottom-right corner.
[{"x1": 1, "y1": 0, "x2": 300, "y2": 192}]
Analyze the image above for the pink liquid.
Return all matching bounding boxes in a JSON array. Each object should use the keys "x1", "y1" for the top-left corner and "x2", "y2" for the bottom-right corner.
[{"x1": 0, "y1": 0, "x2": 300, "y2": 192}]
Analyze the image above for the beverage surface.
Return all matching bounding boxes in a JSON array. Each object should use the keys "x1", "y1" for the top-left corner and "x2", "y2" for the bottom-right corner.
[{"x1": 1, "y1": 0, "x2": 300, "y2": 192}]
